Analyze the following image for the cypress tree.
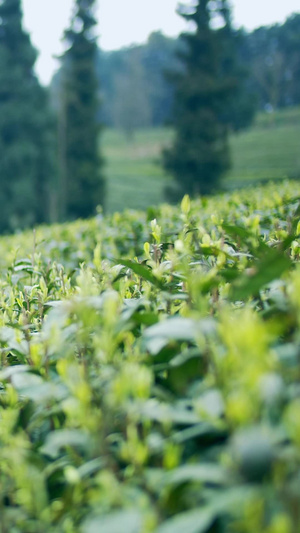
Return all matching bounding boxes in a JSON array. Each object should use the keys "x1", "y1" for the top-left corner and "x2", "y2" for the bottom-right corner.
[
  {"x1": 163, "y1": 0, "x2": 232, "y2": 199},
  {"x1": 61, "y1": 0, "x2": 105, "y2": 220},
  {"x1": 217, "y1": 3, "x2": 257, "y2": 132},
  {"x1": 0, "y1": 0, "x2": 56, "y2": 233}
]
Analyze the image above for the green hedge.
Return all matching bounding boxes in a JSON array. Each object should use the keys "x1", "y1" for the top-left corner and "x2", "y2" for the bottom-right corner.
[{"x1": 0, "y1": 180, "x2": 300, "y2": 532}]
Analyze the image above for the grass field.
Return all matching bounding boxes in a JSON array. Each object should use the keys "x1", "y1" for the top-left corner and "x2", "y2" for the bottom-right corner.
[
  {"x1": 227, "y1": 108, "x2": 300, "y2": 188},
  {"x1": 102, "y1": 128, "x2": 172, "y2": 213},
  {"x1": 103, "y1": 107, "x2": 300, "y2": 212}
]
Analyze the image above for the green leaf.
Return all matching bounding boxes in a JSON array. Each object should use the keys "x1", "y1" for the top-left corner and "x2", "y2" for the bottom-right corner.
[
  {"x1": 40, "y1": 430, "x2": 90, "y2": 459},
  {"x1": 146, "y1": 463, "x2": 228, "y2": 491},
  {"x1": 0, "y1": 326, "x2": 28, "y2": 355},
  {"x1": 139, "y1": 400, "x2": 201, "y2": 425},
  {"x1": 166, "y1": 355, "x2": 205, "y2": 394},
  {"x1": 117, "y1": 259, "x2": 164, "y2": 288},
  {"x1": 44, "y1": 300, "x2": 63, "y2": 308},
  {"x1": 172, "y1": 423, "x2": 226, "y2": 444},
  {"x1": 156, "y1": 508, "x2": 215, "y2": 533},
  {"x1": 222, "y1": 224, "x2": 254, "y2": 241},
  {"x1": 11, "y1": 372, "x2": 43, "y2": 390},
  {"x1": 181, "y1": 194, "x2": 191, "y2": 215},
  {"x1": 9, "y1": 373, "x2": 65, "y2": 403},
  {"x1": 77, "y1": 458, "x2": 105, "y2": 479},
  {"x1": 82, "y1": 510, "x2": 142, "y2": 533},
  {"x1": 143, "y1": 317, "x2": 215, "y2": 355},
  {"x1": 210, "y1": 487, "x2": 255, "y2": 514},
  {"x1": 230, "y1": 247, "x2": 291, "y2": 301},
  {"x1": 0, "y1": 365, "x2": 30, "y2": 381},
  {"x1": 231, "y1": 426, "x2": 274, "y2": 482},
  {"x1": 131, "y1": 311, "x2": 159, "y2": 327}
]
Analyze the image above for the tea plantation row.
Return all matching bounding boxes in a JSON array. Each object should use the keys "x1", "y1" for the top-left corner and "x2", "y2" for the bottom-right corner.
[{"x1": 0, "y1": 180, "x2": 300, "y2": 532}]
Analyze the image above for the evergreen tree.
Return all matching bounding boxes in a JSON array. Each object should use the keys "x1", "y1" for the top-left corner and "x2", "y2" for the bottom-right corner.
[
  {"x1": 61, "y1": 0, "x2": 105, "y2": 220},
  {"x1": 0, "y1": 0, "x2": 56, "y2": 233},
  {"x1": 217, "y1": 4, "x2": 257, "y2": 132},
  {"x1": 163, "y1": 0, "x2": 233, "y2": 199}
]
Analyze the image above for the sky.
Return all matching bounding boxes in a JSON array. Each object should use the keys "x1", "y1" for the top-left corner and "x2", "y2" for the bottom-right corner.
[{"x1": 22, "y1": 0, "x2": 300, "y2": 85}]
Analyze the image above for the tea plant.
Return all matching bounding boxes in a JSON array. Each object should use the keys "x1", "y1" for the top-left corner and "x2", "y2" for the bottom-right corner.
[{"x1": 0, "y1": 180, "x2": 300, "y2": 532}]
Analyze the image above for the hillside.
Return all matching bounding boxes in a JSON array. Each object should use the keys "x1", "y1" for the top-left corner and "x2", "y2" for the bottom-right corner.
[
  {"x1": 0, "y1": 180, "x2": 300, "y2": 531},
  {"x1": 104, "y1": 107, "x2": 300, "y2": 212}
]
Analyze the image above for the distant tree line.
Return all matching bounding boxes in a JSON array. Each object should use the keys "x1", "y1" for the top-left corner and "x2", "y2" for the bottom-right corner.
[
  {"x1": 83, "y1": 13, "x2": 300, "y2": 135},
  {"x1": 245, "y1": 15, "x2": 300, "y2": 110}
]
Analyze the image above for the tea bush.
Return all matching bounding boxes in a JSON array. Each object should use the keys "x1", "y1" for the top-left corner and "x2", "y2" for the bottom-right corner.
[{"x1": 0, "y1": 180, "x2": 300, "y2": 532}]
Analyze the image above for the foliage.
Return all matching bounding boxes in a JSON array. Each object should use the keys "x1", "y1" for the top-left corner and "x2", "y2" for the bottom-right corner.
[
  {"x1": 51, "y1": 12, "x2": 300, "y2": 138},
  {"x1": 245, "y1": 13, "x2": 300, "y2": 110},
  {"x1": 219, "y1": 25, "x2": 257, "y2": 132},
  {"x1": 0, "y1": 180, "x2": 300, "y2": 530},
  {"x1": 0, "y1": 0, "x2": 57, "y2": 233},
  {"x1": 95, "y1": 31, "x2": 181, "y2": 131},
  {"x1": 60, "y1": 0, "x2": 105, "y2": 220}
]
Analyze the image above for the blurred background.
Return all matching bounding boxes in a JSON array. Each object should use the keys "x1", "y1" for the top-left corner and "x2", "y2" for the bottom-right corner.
[{"x1": 0, "y1": 0, "x2": 299, "y2": 232}]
